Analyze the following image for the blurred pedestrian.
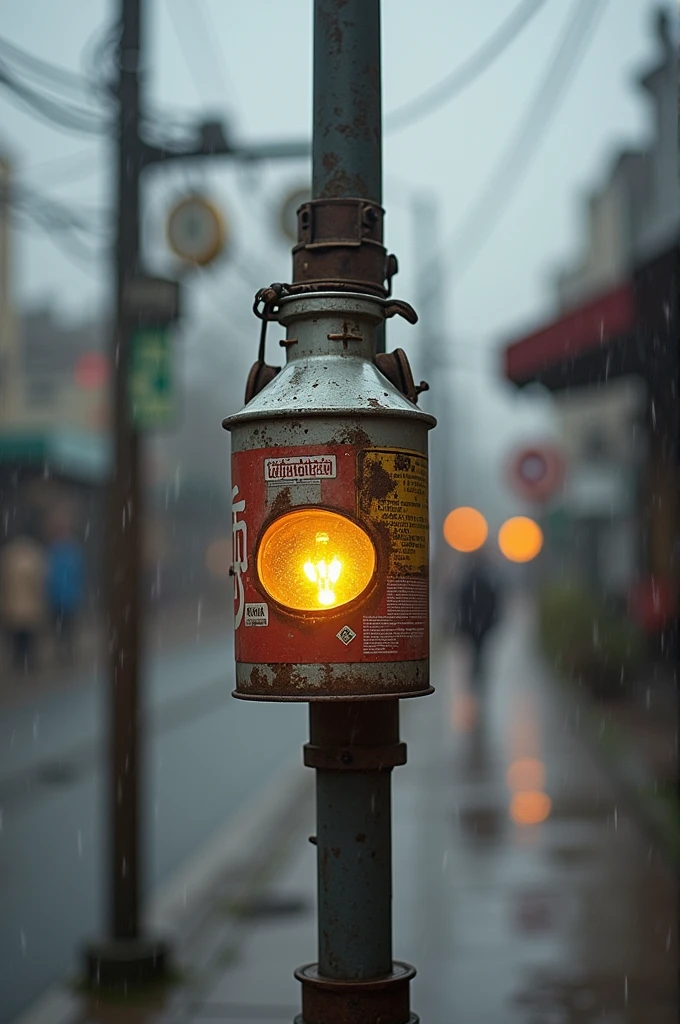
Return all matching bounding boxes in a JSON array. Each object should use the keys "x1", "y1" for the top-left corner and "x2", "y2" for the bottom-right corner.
[
  {"x1": 453, "y1": 551, "x2": 502, "y2": 683},
  {"x1": 46, "y1": 523, "x2": 84, "y2": 666},
  {"x1": 0, "y1": 532, "x2": 47, "y2": 673}
]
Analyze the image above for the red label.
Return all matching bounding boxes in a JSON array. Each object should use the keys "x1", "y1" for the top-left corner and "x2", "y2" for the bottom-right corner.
[{"x1": 231, "y1": 444, "x2": 428, "y2": 664}]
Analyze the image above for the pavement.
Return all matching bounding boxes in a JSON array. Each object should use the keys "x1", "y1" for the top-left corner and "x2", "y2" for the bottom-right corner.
[
  {"x1": 0, "y1": 598, "x2": 231, "y2": 711},
  {"x1": 1, "y1": 620, "x2": 307, "y2": 1024},
  {"x1": 12, "y1": 598, "x2": 679, "y2": 1024}
]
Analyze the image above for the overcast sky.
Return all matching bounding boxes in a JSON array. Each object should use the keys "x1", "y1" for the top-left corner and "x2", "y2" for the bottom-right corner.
[{"x1": 0, "y1": 0, "x2": 671, "y2": 526}]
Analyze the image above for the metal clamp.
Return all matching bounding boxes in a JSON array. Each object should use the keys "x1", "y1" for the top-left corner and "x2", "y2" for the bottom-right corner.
[
  {"x1": 303, "y1": 741, "x2": 407, "y2": 771},
  {"x1": 295, "y1": 961, "x2": 418, "y2": 1024}
]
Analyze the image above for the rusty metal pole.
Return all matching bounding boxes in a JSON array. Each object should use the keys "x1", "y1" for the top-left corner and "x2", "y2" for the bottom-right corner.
[
  {"x1": 224, "y1": 1, "x2": 429, "y2": 1019},
  {"x1": 298, "y1": 1, "x2": 417, "y2": 1020},
  {"x1": 313, "y1": 0, "x2": 385, "y2": 365}
]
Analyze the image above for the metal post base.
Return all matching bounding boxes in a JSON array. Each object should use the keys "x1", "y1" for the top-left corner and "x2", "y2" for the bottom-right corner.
[
  {"x1": 295, "y1": 960, "x2": 418, "y2": 1024},
  {"x1": 84, "y1": 937, "x2": 170, "y2": 991}
]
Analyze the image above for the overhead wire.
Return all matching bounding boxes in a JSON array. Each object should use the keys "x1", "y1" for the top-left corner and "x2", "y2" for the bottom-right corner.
[
  {"x1": 0, "y1": 61, "x2": 109, "y2": 134},
  {"x1": 0, "y1": 182, "x2": 110, "y2": 236},
  {"x1": 445, "y1": 0, "x2": 608, "y2": 278},
  {"x1": 165, "y1": 0, "x2": 238, "y2": 112},
  {"x1": 2, "y1": 190, "x2": 107, "y2": 277},
  {"x1": 0, "y1": 35, "x2": 101, "y2": 102},
  {"x1": 25, "y1": 148, "x2": 101, "y2": 186},
  {"x1": 385, "y1": 0, "x2": 548, "y2": 134}
]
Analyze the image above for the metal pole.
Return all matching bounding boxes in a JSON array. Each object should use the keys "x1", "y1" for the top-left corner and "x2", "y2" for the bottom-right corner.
[
  {"x1": 85, "y1": 0, "x2": 168, "y2": 987},
  {"x1": 308, "y1": 0, "x2": 396, "y2": 989},
  {"x1": 312, "y1": 0, "x2": 382, "y2": 202},
  {"x1": 312, "y1": 0, "x2": 386, "y2": 355},
  {"x1": 110, "y1": 0, "x2": 143, "y2": 943},
  {"x1": 312, "y1": 704, "x2": 395, "y2": 979}
]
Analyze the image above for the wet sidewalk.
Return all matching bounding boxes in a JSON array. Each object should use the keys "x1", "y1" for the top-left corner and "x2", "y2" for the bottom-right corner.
[
  {"x1": 21, "y1": 600, "x2": 678, "y2": 1024},
  {"x1": 0, "y1": 597, "x2": 230, "y2": 710}
]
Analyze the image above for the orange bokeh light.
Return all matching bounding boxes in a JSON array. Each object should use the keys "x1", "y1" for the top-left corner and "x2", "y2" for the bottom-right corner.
[
  {"x1": 509, "y1": 790, "x2": 552, "y2": 825},
  {"x1": 498, "y1": 516, "x2": 544, "y2": 563},
  {"x1": 443, "y1": 507, "x2": 488, "y2": 552},
  {"x1": 506, "y1": 758, "x2": 546, "y2": 792}
]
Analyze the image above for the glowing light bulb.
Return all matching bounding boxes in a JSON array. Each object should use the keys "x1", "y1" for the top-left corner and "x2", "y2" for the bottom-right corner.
[{"x1": 257, "y1": 509, "x2": 375, "y2": 612}]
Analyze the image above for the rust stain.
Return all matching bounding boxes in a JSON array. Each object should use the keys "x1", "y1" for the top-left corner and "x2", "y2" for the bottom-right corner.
[
  {"x1": 367, "y1": 397, "x2": 384, "y2": 409},
  {"x1": 331, "y1": 424, "x2": 371, "y2": 446},
  {"x1": 268, "y1": 486, "x2": 292, "y2": 518},
  {"x1": 364, "y1": 460, "x2": 396, "y2": 502},
  {"x1": 271, "y1": 663, "x2": 307, "y2": 691},
  {"x1": 331, "y1": 847, "x2": 341, "y2": 859},
  {"x1": 355, "y1": 833, "x2": 366, "y2": 843},
  {"x1": 248, "y1": 666, "x2": 269, "y2": 690}
]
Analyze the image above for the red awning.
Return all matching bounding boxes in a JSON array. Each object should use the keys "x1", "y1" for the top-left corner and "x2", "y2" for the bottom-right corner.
[{"x1": 504, "y1": 281, "x2": 635, "y2": 387}]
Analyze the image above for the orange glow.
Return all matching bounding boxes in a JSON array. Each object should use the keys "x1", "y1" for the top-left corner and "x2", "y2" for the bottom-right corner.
[
  {"x1": 509, "y1": 790, "x2": 552, "y2": 825},
  {"x1": 498, "y1": 516, "x2": 543, "y2": 563},
  {"x1": 443, "y1": 507, "x2": 488, "y2": 552},
  {"x1": 506, "y1": 757, "x2": 545, "y2": 792},
  {"x1": 205, "y1": 538, "x2": 233, "y2": 580},
  {"x1": 257, "y1": 509, "x2": 375, "y2": 611}
]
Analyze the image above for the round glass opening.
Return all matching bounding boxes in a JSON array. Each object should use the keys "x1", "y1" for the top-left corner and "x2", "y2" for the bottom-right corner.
[{"x1": 257, "y1": 508, "x2": 376, "y2": 612}]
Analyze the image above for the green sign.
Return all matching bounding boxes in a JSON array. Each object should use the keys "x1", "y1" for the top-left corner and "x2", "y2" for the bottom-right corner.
[{"x1": 129, "y1": 327, "x2": 173, "y2": 429}]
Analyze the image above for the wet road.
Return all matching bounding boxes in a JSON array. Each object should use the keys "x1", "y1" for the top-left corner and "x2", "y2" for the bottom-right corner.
[
  {"x1": 0, "y1": 637, "x2": 306, "y2": 1024},
  {"x1": 139, "y1": 598, "x2": 679, "y2": 1024},
  {"x1": 396, "y1": 601, "x2": 678, "y2": 1022}
]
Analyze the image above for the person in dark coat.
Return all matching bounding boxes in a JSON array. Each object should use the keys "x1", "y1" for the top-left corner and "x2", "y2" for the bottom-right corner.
[{"x1": 454, "y1": 551, "x2": 501, "y2": 683}]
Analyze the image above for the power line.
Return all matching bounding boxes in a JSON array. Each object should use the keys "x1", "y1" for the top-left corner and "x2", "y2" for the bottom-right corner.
[
  {"x1": 1, "y1": 182, "x2": 110, "y2": 237},
  {"x1": 165, "y1": 0, "x2": 237, "y2": 111},
  {"x1": 0, "y1": 27, "x2": 201, "y2": 150},
  {"x1": 447, "y1": 0, "x2": 607, "y2": 278},
  {"x1": 5, "y1": 199, "x2": 106, "y2": 278},
  {"x1": 0, "y1": 61, "x2": 108, "y2": 134},
  {"x1": 0, "y1": 35, "x2": 100, "y2": 101},
  {"x1": 385, "y1": 0, "x2": 548, "y2": 134},
  {"x1": 25, "y1": 148, "x2": 100, "y2": 185}
]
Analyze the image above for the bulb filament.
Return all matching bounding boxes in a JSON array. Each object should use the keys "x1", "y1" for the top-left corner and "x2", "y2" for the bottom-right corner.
[{"x1": 303, "y1": 532, "x2": 342, "y2": 606}]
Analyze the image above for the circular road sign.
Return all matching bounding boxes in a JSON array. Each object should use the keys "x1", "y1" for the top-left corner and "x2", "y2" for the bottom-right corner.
[
  {"x1": 278, "y1": 186, "x2": 311, "y2": 243},
  {"x1": 166, "y1": 195, "x2": 226, "y2": 267},
  {"x1": 507, "y1": 444, "x2": 566, "y2": 503}
]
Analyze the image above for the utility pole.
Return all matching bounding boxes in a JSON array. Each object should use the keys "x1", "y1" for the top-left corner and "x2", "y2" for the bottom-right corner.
[
  {"x1": 86, "y1": 0, "x2": 169, "y2": 988},
  {"x1": 85, "y1": 0, "x2": 311, "y2": 990}
]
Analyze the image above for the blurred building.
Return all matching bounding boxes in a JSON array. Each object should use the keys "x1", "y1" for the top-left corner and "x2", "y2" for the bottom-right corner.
[
  {"x1": 501, "y1": 9, "x2": 678, "y2": 652},
  {"x1": 17, "y1": 307, "x2": 110, "y2": 433}
]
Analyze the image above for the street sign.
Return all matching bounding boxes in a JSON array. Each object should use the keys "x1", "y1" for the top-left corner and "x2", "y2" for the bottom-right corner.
[
  {"x1": 278, "y1": 186, "x2": 311, "y2": 243},
  {"x1": 166, "y1": 195, "x2": 226, "y2": 267},
  {"x1": 124, "y1": 275, "x2": 180, "y2": 323},
  {"x1": 128, "y1": 328, "x2": 173, "y2": 429},
  {"x1": 507, "y1": 443, "x2": 566, "y2": 503}
]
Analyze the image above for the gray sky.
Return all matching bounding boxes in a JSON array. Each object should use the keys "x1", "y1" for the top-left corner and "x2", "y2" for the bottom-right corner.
[{"x1": 0, "y1": 0, "x2": 669, "y2": 526}]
